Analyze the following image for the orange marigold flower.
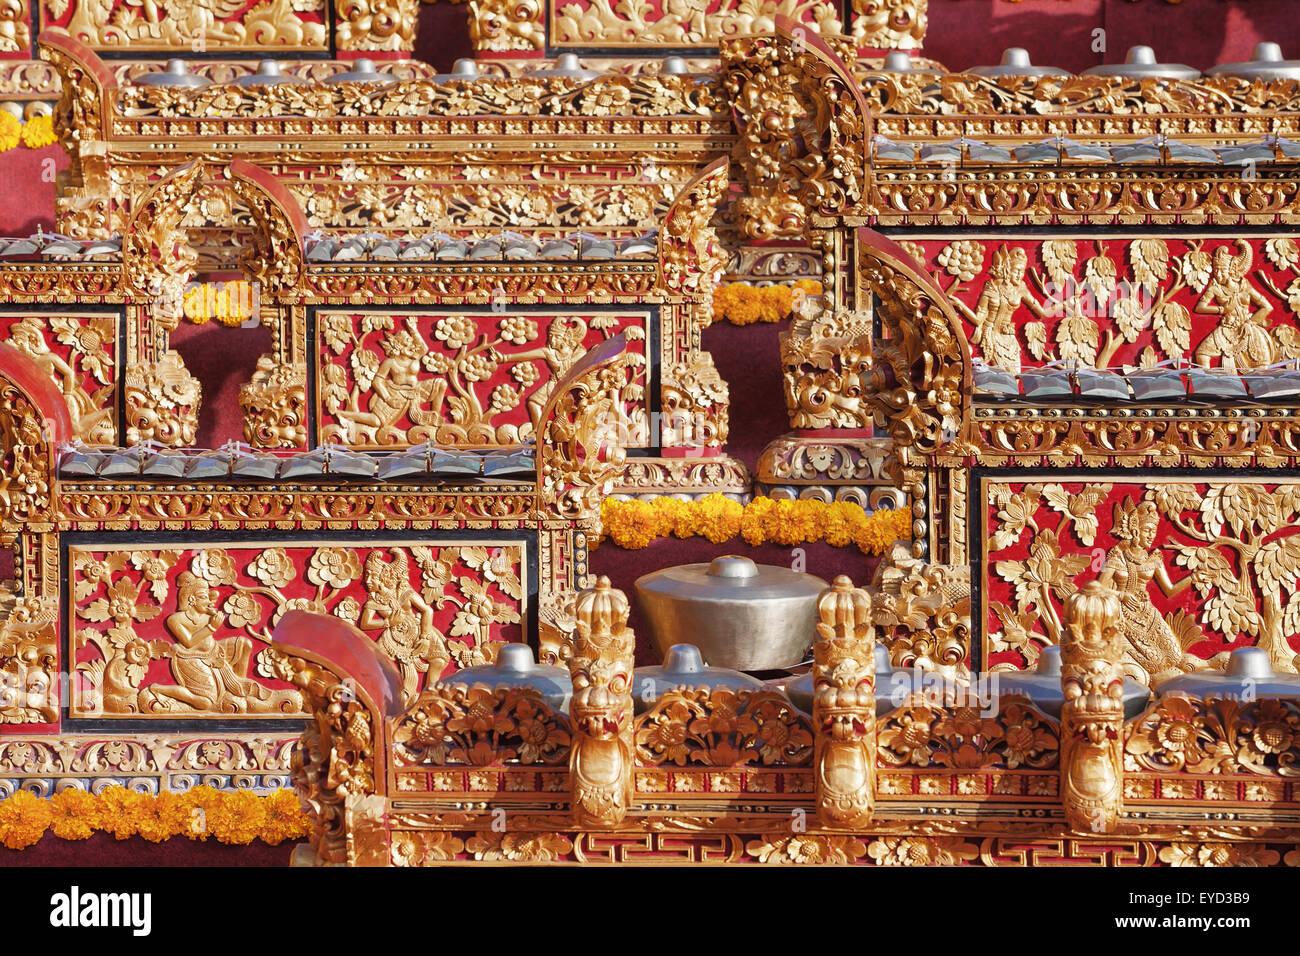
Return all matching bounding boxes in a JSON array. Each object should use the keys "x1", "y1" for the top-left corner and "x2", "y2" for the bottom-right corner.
[
  {"x1": 49, "y1": 787, "x2": 100, "y2": 840},
  {"x1": 208, "y1": 789, "x2": 268, "y2": 845},
  {"x1": 182, "y1": 785, "x2": 226, "y2": 842},
  {"x1": 695, "y1": 493, "x2": 743, "y2": 543},
  {"x1": 0, "y1": 112, "x2": 21, "y2": 152},
  {"x1": 0, "y1": 790, "x2": 52, "y2": 849},
  {"x1": 260, "y1": 789, "x2": 311, "y2": 845},
  {"x1": 134, "y1": 789, "x2": 190, "y2": 843},
  {"x1": 97, "y1": 786, "x2": 148, "y2": 840}
]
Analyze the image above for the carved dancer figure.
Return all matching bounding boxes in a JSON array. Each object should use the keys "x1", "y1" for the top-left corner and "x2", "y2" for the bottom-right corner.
[
  {"x1": 141, "y1": 572, "x2": 302, "y2": 713},
  {"x1": 334, "y1": 329, "x2": 444, "y2": 445},
  {"x1": 1098, "y1": 497, "x2": 1207, "y2": 684},
  {"x1": 813, "y1": 575, "x2": 876, "y2": 828},
  {"x1": 1059, "y1": 581, "x2": 1125, "y2": 834},
  {"x1": 1192, "y1": 241, "x2": 1275, "y2": 371},
  {"x1": 952, "y1": 246, "x2": 1047, "y2": 375},
  {"x1": 568, "y1": 576, "x2": 635, "y2": 828},
  {"x1": 359, "y1": 549, "x2": 446, "y2": 703}
]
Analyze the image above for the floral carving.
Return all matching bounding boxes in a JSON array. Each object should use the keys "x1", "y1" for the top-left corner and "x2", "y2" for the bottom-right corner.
[
  {"x1": 866, "y1": 836, "x2": 978, "y2": 866},
  {"x1": 318, "y1": 312, "x2": 645, "y2": 449},
  {"x1": 124, "y1": 351, "x2": 200, "y2": 448},
  {"x1": 1125, "y1": 695, "x2": 1300, "y2": 776},
  {"x1": 877, "y1": 698, "x2": 1058, "y2": 770},
  {"x1": 553, "y1": 0, "x2": 841, "y2": 47},
  {"x1": 240, "y1": 357, "x2": 307, "y2": 448},
  {"x1": 392, "y1": 686, "x2": 571, "y2": 766},
  {"x1": 745, "y1": 832, "x2": 867, "y2": 864},
  {"x1": 44, "y1": 0, "x2": 327, "y2": 51},
  {"x1": 635, "y1": 688, "x2": 814, "y2": 767}
]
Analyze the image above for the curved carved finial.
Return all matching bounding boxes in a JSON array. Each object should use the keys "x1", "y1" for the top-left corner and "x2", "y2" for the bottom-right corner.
[
  {"x1": 1059, "y1": 581, "x2": 1126, "y2": 835},
  {"x1": 37, "y1": 30, "x2": 115, "y2": 163},
  {"x1": 227, "y1": 160, "x2": 308, "y2": 294},
  {"x1": 857, "y1": 227, "x2": 969, "y2": 474},
  {"x1": 568, "y1": 576, "x2": 635, "y2": 828},
  {"x1": 813, "y1": 574, "x2": 876, "y2": 828},
  {"x1": 658, "y1": 157, "x2": 730, "y2": 300},
  {"x1": 122, "y1": 161, "x2": 206, "y2": 320}
]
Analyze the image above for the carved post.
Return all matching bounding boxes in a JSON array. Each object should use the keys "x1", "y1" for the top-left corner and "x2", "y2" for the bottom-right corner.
[
  {"x1": 1059, "y1": 581, "x2": 1126, "y2": 834},
  {"x1": 568, "y1": 576, "x2": 635, "y2": 828},
  {"x1": 813, "y1": 575, "x2": 876, "y2": 828}
]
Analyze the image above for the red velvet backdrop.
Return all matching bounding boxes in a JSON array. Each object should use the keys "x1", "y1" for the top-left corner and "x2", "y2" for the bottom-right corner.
[{"x1": 0, "y1": 0, "x2": 1282, "y2": 864}]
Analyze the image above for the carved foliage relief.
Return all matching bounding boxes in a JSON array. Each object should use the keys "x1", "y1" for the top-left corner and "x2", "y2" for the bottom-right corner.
[
  {"x1": 902, "y1": 237, "x2": 1300, "y2": 375},
  {"x1": 70, "y1": 541, "x2": 526, "y2": 717},
  {"x1": 1, "y1": 313, "x2": 116, "y2": 446},
  {"x1": 983, "y1": 479, "x2": 1300, "y2": 684},
  {"x1": 316, "y1": 311, "x2": 648, "y2": 449},
  {"x1": 550, "y1": 0, "x2": 841, "y2": 47},
  {"x1": 42, "y1": 0, "x2": 328, "y2": 52}
]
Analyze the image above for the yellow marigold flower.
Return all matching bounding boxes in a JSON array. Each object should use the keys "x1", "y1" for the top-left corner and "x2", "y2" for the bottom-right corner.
[
  {"x1": 134, "y1": 789, "x2": 189, "y2": 843},
  {"x1": 0, "y1": 790, "x2": 53, "y2": 849},
  {"x1": 208, "y1": 789, "x2": 268, "y2": 845},
  {"x1": 695, "y1": 493, "x2": 743, "y2": 543},
  {"x1": 606, "y1": 499, "x2": 661, "y2": 550},
  {"x1": 183, "y1": 785, "x2": 226, "y2": 842},
  {"x1": 97, "y1": 786, "x2": 148, "y2": 840},
  {"x1": 0, "y1": 112, "x2": 21, "y2": 152},
  {"x1": 260, "y1": 789, "x2": 311, "y2": 845},
  {"x1": 20, "y1": 114, "x2": 58, "y2": 150},
  {"x1": 49, "y1": 787, "x2": 100, "y2": 841}
]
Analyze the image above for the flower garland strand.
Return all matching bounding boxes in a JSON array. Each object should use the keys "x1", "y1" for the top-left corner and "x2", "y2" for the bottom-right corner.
[
  {"x1": 711, "y1": 280, "x2": 822, "y2": 326},
  {"x1": 595, "y1": 494, "x2": 912, "y2": 556},
  {"x1": 0, "y1": 786, "x2": 310, "y2": 850}
]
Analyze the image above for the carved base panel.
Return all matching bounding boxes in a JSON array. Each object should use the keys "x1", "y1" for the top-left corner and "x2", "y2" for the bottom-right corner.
[
  {"x1": 755, "y1": 433, "x2": 902, "y2": 508},
  {"x1": 0, "y1": 733, "x2": 301, "y2": 797},
  {"x1": 361, "y1": 815, "x2": 1300, "y2": 867},
  {"x1": 612, "y1": 454, "x2": 751, "y2": 499}
]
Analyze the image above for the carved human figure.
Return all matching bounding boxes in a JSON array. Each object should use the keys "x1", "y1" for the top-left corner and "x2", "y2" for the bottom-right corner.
[
  {"x1": 952, "y1": 246, "x2": 1046, "y2": 375},
  {"x1": 359, "y1": 549, "x2": 447, "y2": 702},
  {"x1": 1098, "y1": 497, "x2": 1206, "y2": 684},
  {"x1": 336, "y1": 329, "x2": 444, "y2": 445},
  {"x1": 141, "y1": 572, "x2": 302, "y2": 713},
  {"x1": 1192, "y1": 241, "x2": 1275, "y2": 371},
  {"x1": 7, "y1": 317, "x2": 115, "y2": 445}
]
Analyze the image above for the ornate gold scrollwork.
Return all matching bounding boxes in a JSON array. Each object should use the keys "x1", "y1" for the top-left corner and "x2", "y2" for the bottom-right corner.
[
  {"x1": 851, "y1": 0, "x2": 926, "y2": 50},
  {"x1": 813, "y1": 575, "x2": 875, "y2": 828},
  {"x1": 568, "y1": 576, "x2": 634, "y2": 828},
  {"x1": 1059, "y1": 582, "x2": 1126, "y2": 835},
  {"x1": 721, "y1": 20, "x2": 869, "y2": 239}
]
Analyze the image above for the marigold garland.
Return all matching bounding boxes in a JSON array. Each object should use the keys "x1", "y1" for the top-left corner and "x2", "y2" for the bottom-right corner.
[
  {"x1": 0, "y1": 786, "x2": 311, "y2": 850},
  {"x1": 0, "y1": 112, "x2": 64, "y2": 152},
  {"x1": 711, "y1": 279, "x2": 822, "y2": 325},
  {"x1": 594, "y1": 493, "x2": 911, "y2": 556}
]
